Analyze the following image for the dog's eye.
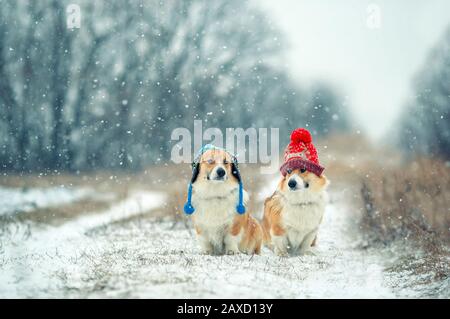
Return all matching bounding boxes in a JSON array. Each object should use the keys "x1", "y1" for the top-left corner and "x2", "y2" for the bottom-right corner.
[
  {"x1": 305, "y1": 182, "x2": 309, "y2": 188},
  {"x1": 300, "y1": 168, "x2": 306, "y2": 173},
  {"x1": 206, "y1": 159, "x2": 215, "y2": 165},
  {"x1": 223, "y1": 160, "x2": 229, "y2": 165},
  {"x1": 287, "y1": 168, "x2": 292, "y2": 174}
]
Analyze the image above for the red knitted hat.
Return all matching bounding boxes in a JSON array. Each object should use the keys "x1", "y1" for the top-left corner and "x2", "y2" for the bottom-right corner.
[{"x1": 280, "y1": 128, "x2": 324, "y2": 177}]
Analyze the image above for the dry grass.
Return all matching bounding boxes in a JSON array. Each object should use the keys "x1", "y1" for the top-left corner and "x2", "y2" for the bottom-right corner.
[
  {"x1": 313, "y1": 134, "x2": 449, "y2": 281},
  {"x1": 358, "y1": 158, "x2": 449, "y2": 280},
  {"x1": 359, "y1": 158, "x2": 449, "y2": 244},
  {"x1": 7, "y1": 199, "x2": 114, "y2": 226}
]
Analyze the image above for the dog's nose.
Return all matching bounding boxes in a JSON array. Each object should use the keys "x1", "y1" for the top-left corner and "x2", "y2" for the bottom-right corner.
[
  {"x1": 288, "y1": 179, "x2": 297, "y2": 189},
  {"x1": 216, "y1": 167, "x2": 226, "y2": 178}
]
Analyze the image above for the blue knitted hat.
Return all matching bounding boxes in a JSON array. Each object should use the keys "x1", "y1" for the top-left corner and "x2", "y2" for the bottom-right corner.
[{"x1": 183, "y1": 144, "x2": 245, "y2": 215}]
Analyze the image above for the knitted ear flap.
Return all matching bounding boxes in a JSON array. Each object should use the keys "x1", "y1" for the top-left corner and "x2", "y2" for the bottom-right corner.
[
  {"x1": 190, "y1": 162, "x2": 200, "y2": 183},
  {"x1": 183, "y1": 183, "x2": 195, "y2": 215},
  {"x1": 231, "y1": 161, "x2": 241, "y2": 183},
  {"x1": 184, "y1": 162, "x2": 199, "y2": 215},
  {"x1": 236, "y1": 181, "x2": 246, "y2": 214},
  {"x1": 232, "y1": 158, "x2": 245, "y2": 214}
]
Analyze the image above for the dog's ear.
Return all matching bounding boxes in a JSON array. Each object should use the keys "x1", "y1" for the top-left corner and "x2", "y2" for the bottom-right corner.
[
  {"x1": 191, "y1": 163, "x2": 200, "y2": 184},
  {"x1": 231, "y1": 159, "x2": 241, "y2": 183},
  {"x1": 277, "y1": 176, "x2": 286, "y2": 191},
  {"x1": 319, "y1": 174, "x2": 330, "y2": 189}
]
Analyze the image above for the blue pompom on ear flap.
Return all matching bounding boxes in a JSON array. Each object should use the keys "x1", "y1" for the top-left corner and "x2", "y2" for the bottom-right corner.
[
  {"x1": 236, "y1": 204, "x2": 245, "y2": 214},
  {"x1": 183, "y1": 183, "x2": 195, "y2": 215},
  {"x1": 236, "y1": 181, "x2": 246, "y2": 214},
  {"x1": 184, "y1": 203, "x2": 195, "y2": 215}
]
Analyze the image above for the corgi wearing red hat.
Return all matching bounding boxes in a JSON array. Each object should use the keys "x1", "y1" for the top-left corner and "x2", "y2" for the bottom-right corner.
[{"x1": 262, "y1": 128, "x2": 329, "y2": 256}]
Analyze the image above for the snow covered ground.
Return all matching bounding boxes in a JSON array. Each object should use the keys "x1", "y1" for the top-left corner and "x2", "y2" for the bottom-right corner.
[
  {"x1": 0, "y1": 182, "x2": 448, "y2": 298},
  {"x1": 0, "y1": 186, "x2": 93, "y2": 216}
]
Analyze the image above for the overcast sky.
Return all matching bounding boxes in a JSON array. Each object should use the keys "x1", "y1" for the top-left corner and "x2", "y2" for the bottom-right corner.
[{"x1": 258, "y1": 0, "x2": 450, "y2": 140}]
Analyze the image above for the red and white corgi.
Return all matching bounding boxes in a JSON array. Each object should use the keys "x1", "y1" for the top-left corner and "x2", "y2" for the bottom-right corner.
[
  {"x1": 262, "y1": 128, "x2": 329, "y2": 256},
  {"x1": 262, "y1": 168, "x2": 328, "y2": 256}
]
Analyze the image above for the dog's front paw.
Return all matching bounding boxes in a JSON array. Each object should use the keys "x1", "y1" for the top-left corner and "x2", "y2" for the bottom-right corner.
[
  {"x1": 199, "y1": 238, "x2": 214, "y2": 255},
  {"x1": 226, "y1": 249, "x2": 239, "y2": 255},
  {"x1": 275, "y1": 247, "x2": 289, "y2": 257},
  {"x1": 201, "y1": 249, "x2": 213, "y2": 255},
  {"x1": 200, "y1": 243, "x2": 214, "y2": 255}
]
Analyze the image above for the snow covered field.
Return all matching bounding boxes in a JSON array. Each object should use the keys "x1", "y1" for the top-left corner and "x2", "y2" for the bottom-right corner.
[
  {"x1": 0, "y1": 186, "x2": 92, "y2": 216},
  {"x1": 0, "y1": 180, "x2": 448, "y2": 298}
]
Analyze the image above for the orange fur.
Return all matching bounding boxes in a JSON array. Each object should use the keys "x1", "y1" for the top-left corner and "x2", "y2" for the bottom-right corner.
[
  {"x1": 262, "y1": 191, "x2": 285, "y2": 247},
  {"x1": 230, "y1": 213, "x2": 263, "y2": 255}
]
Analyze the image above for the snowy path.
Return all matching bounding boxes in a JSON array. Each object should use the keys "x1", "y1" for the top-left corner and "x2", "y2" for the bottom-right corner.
[
  {"x1": 0, "y1": 191, "x2": 166, "y2": 298},
  {"x1": 0, "y1": 183, "x2": 448, "y2": 298},
  {"x1": 0, "y1": 186, "x2": 93, "y2": 216}
]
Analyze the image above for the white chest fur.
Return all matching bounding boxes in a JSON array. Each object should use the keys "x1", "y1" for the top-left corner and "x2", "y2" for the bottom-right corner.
[
  {"x1": 190, "y1": 182, "x2": 247, "y2": 254},
  {"x1": 279, "y1": 191, "x2": 327, "y2": 253},
  {"x1": 192, "y1": 192, "x2": 236, "y2": 229},
  {"x1": 283, "y1": 201, "x2": 325, "y2": 232}
]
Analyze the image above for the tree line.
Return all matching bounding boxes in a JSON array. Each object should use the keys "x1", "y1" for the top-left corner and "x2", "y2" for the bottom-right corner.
[
  {"x1": 398, "y1": 26, "x2": 450, "y2": 160},
  {"x1": 0, "y1": 0, "x2": 351, "y2": 172}
]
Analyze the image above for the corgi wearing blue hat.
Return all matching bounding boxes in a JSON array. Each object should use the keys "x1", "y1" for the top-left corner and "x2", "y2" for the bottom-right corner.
[{"x1": 184, "y1": 144, "x2": 262, "y2": 255}]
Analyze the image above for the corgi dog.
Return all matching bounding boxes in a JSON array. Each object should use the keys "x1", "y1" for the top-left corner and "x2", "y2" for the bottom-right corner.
[
  {"x1": 184, "y1": 145, "x2": 262, "y2": 255},
  {"x1": 262, "y1": 168, "x2": 329, "y2": 256},
  {"x1": 262, "y1": 127, "x2": 329, "y2": 256}
]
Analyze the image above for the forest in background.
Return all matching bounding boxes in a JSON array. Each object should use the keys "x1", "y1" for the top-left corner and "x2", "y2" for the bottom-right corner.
[
  {"x1": 0, "y1": 0, "x2": 448, "y2": 173},
  {"x1": 0, "y1": 0, "x2": 350, "y2": 172},
  {"x1": 398, "y1": 27, "x2": 450, "y2": 160}
]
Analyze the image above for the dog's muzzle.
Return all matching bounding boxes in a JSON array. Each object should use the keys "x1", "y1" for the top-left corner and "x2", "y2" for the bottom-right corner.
[
  {"x1": 288, "y1": 175, "x2": 308, "y2": 191},
  {"x1": 209, "y1": 166, "x2": 227, "y2": 181}
]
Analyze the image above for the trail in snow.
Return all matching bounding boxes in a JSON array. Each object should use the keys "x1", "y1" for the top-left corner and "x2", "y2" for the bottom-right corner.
[
  {"x1": 0, "y1": 186, "x2": 93, "y2": 216},
  {"x1": 0, "y1": 182, "x2": 447, "y2": 298},
  {"x1": 0, "y1": 191, "x2": 165, "y2": 298}
]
